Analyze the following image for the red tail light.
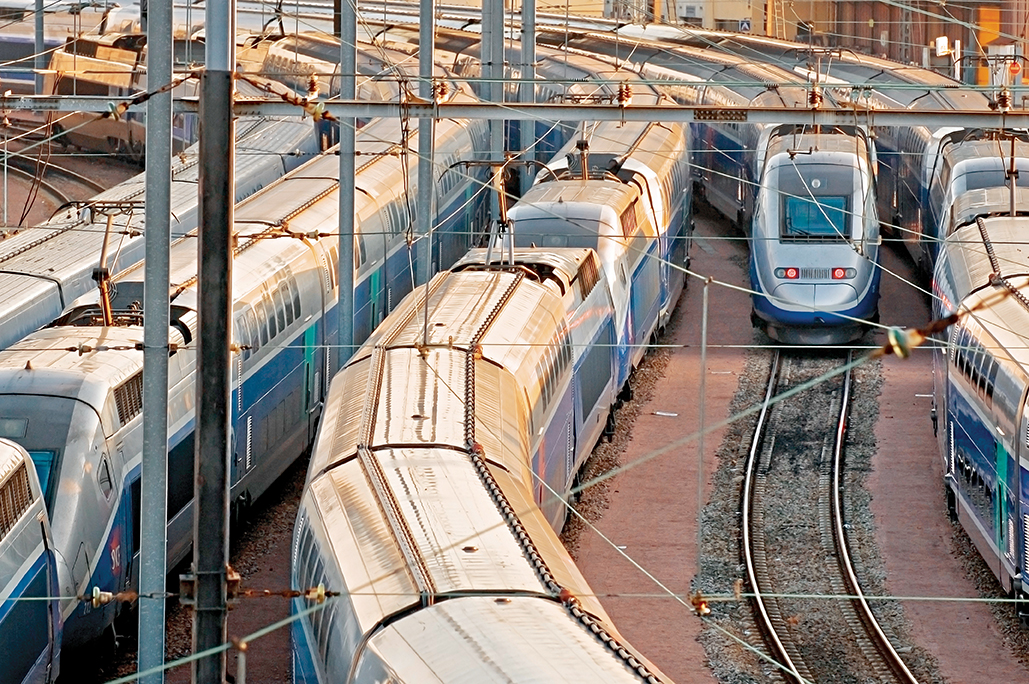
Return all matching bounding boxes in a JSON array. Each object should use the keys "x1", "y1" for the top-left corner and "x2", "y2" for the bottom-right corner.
[
  {"x1": 774, "y1": 267, "x2": 800, "y2": 279},
  {"x1": 832, "y1": 267, "x2": 857, "y2": 280}
]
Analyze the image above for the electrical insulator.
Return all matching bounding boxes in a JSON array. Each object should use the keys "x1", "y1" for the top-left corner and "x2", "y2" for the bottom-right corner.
[
  {"x1": 808, "y1": 85, "x2": 823, "y2": 108},
  {"x1": 618, "y1": 83, "x2": 632, "y2": 106},
  {"x1": 997, "y1": 89, "x2": 1012, "y2": 112}
]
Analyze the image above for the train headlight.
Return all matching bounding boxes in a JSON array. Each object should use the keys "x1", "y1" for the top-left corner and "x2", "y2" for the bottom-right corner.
[
  {"x1": 774, "y1": 267, "x2": 800, "y2": 279},
  {"x1": 831, "y1": 267, "x2": 857, "y2": 280}
]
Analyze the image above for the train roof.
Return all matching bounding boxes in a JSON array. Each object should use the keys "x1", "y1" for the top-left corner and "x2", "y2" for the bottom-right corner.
[
  {"x1": 511, "y1": 181, "x2": 637, "y2": 221},
  {"x1": 766, "y1": 128, "x2": 871, "y2": 160},
  {"x1": 454, "y1": 247, "x2": 596, "y2": 281},
  {"x1": 962, "y1": 281, "x2": 1029, "y2": 367},
  {"x1": 942, "y1": 216, "x2": 1029, "y2": 297},
  {"x1": 942, "y1": 138, "x2": 1029, "y2": 166},
  {"x1": 951, "y1": 187, "x2": 1029, "y2": 235},
  {"x1": 353, "y1": 595, "x2": 656, "y2": 681}
]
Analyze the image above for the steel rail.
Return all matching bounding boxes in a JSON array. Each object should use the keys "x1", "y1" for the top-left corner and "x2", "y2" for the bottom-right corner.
[
  {"x1": 740, "y1": 349, "x2": 812, "y2": 682},
  {"x1": 830, "y1": 351, "x2": 920, "y2": 684}
]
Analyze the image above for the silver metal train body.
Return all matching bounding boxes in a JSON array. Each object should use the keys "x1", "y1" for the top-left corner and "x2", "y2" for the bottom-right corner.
[
  {"x1": 291, "y1": 248, "x2": 667, "y2": 683},
  {"x1": 538, "y1": 28, "x2": 882, "y2": 343},
  {"x1": 917, "y1": 132, "x2": 1029, "y2": 272},
  {"x1": 748, "y1": 125, "x2": 882, "y2": 344},
  {"x1": 0, "y1": 81, "x2": 489, "y2": 650},
  {"x1": 932, "y1": 207, "x2": 1029, "y2": 618},
  {"x1": 0, "y1": 438, "x2": 60, "y2": 684},
  {"x1": 0, "y1": 115, "x2": 322, "y2": 352},
  {"x1": 506, "y1": 99, "x2": 691, "y2": 397}
]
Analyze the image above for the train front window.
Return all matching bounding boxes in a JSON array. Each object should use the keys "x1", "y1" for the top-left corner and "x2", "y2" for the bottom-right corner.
[
  {"x1": 0, "y1": 397, "x2": 79, "y2": 510},
  {"x1": 782, "y1": 195, "x2": 849, "y2": 240},
  {"x1": 28, "y1": 451, "x2": 55, "y2": 501}
]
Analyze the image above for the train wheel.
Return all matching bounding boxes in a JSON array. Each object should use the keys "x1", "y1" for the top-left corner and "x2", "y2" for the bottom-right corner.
[
  {"x1": 618, "y1": 381, "x2": 633, "y2": 403},
  {"x1": 945, "y1": 486, "x2": 957, "y2": 522},
  {"x1": 231, "y1": 491, "x2": 252, "y2": 531},
  {"x1": 1017, "y1": 592, "x2": 1029, "y2": 628},
  {"x1": 603, "y1": 412, "x2": 616, "y2": 442}
]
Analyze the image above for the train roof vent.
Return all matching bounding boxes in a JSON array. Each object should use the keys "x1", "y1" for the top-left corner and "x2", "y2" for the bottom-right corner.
[
  {"x1": 0, "y1": 463, "x2": 32, "y2": 540},
  {"x1": 114, "y1": 372, "x2": 144, "y2": 426},
  {"x1": 576, "y1": 251, "x2": 600, "y2": 299}
]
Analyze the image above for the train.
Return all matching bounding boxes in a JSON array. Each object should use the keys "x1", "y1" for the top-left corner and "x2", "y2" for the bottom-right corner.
[
  {"x1": 747, "y1": 124, "x2": 882, "y2": 344},
  {"x1": 507, "y1": 116, "x2": 692, "y2": 416},
  {"x1": 0, "y1": 71, "x2": 489, "y2": 651},
  {"x1": 291, "y1": 248, "x2": 669, "y2": 683},
  {"x1": 290, "y1": 73, "x2": 690, "y2": 682},
  {"x1": 931, "y1": 190, "x2": 1029, "y2": 623},
  {"x1": 517, "y1": 27, "x2": 883, "y2": 344},
  {"x1": 0, "y1": 115, "x2": 323, "y2": 353},
  {"x1": 0, "y1": 438, "x2": 60, "y2": 684}
]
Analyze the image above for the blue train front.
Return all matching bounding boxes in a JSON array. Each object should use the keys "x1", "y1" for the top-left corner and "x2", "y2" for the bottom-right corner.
[{"x1": 749, "y1": 126, "x2": 881, "y2": 344}]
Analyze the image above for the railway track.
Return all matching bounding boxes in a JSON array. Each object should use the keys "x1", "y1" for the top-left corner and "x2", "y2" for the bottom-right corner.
[
  {"x1": 741, "y1": 350, "x2": 918, "y2": 684},
  {"x1": 1, "y1": 162, "x2": 74, "y2": 208}
]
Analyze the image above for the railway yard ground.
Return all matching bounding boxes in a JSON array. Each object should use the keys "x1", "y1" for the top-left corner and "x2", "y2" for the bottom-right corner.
[{"x1": 12, "y1": 145, "x2": 1029, "y2": 682}]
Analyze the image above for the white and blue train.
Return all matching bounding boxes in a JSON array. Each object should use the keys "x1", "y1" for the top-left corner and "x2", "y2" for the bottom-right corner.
[
  {"x1": 932, "y1": 185, "x2": 1029, "y2": 620},
  {"x1": 0, "y1": 115, "x2": 322, "y2": 352},
  {"x1": 506, "y1": 114, "x2": 691, "y2": 403},
  {"x1": 537, "y1": 28, "x2": 882, "y2": 344},
  {"x1": 0, "y1": 438, "x2": 60, "y2": 684},
  {"x1": 290, "y1": 247, "x2": 669, "y2": 683},
  {"x1": 0, "y1": 79, "x2": 489, "y2": 651},
  {"x1": 290, "y1": 87, "x2": 690, "y2": 682},
  {"x1": 747, "y1": 124, "x2": 882, "y2": 344}
]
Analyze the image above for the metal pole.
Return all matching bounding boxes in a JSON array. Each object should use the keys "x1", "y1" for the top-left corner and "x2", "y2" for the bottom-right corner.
[
  {"x1": 338, "y1": 0, "x2": 356, "y2": 369},
  {"x1": 193, "y1": 0, "x2": 234, "y2": 677},
  {"x1": 417, "y1": 0, "x2": 435, "y2": 293},
  {"x1": 138, "y1": 0, "x2": 173, "y2": 675},
  {"x1": 697, "y1": 277, "x2": 710, "y2": 569},
  {"x1": 484, "y1": 0, "x2": 504, "y2": 227},
  {"x1": 34, "y1": 0, "x2": 43, "y2": 95},
  {"x1": 519, "y1": 0, "x2": 536, "y2": 194}
]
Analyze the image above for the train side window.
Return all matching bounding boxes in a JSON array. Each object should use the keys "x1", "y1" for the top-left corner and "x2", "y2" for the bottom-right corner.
[
  {"x1": 97, "y1": 456, "x2": 113, "y2": 500},
  {"x1": 329, "y1": 246, "x2": 339, "y2": 276},
  {"x1": 288, "y1": 276, "x2": 302, "y2": 318},
  {"x1": 264, "y1": 295, "x2": 278, "y2": 340},
  {"x1": 235, "y1": 315, "x2": 252, "y2": 360},
  {"x1": 273, "y1": 284, "x2": 289, "y2": 330},
  {"x1": 245, "y1": 308, "x2": 261, "y2": 353},
  {"x1": 254, "y1": 299, "x2": 270, "y2": 346}
]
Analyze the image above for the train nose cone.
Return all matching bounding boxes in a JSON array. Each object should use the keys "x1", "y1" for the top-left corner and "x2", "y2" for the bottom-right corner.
[
  {"x1": 813, "y1": 283, "x2": 858, "y2": 310},
  {"x1": 771, "y1": 283, "x2": 815, "y2": 309}
]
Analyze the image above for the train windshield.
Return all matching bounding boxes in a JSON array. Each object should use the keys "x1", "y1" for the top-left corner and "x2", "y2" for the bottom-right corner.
[
  {"x1": 0, "y1": 397, "x2": 81, "y2": 510},
  {"x1": 773, "y1": 160, "x2": 857, "y2": 242},
  {"x1": 782, "y1": 195, "x2": 849, "y2": 239},
  {"x1": 510, "y1": 218, "x2": 608, "y2": 249}
]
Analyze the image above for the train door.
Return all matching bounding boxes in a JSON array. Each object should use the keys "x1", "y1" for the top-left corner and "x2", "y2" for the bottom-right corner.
[
  {"x1": 304, "y1": 326, "x2": 320, "y2": 443},
  {"x1": 1019, "y1": 397, "x2": 1029, "y2": 590}
]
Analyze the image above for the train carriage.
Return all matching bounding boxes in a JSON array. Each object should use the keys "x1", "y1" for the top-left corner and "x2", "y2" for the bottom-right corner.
[
  {"x1": 933, "y1": 205, "x2": 1029, "y2": 619},
  {"x1": 0, "y1": 75, "x2": 489, "y2": 650},
  {"x1": 292, "y1": 249, "x2": 666, "y2": 682}
]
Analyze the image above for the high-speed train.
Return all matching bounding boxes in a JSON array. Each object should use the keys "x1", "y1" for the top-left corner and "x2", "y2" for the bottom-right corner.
[
  {"x1": 931, "y1": 194, "x2": 1029, "y2": 620},
  {"x1": 0, "y1": 438, "x2": 60, "y2": 684},
  {"x1": 748, "y1": 124, "x2": 881, "y2": 344},
  {"x1": 291, "y1": 53, "x2": 690, "y2": 682},
  {"x1": 291, "y1": 248, "x2": 668, "y2": 683},
  {"x1": 0, "y1": 74, "x2": 489, "y2": 650},
  {"x1": 913, "y1": 130, "x2": 1029, "y2": 273},
  {"x1": 0, "y1": 115, "x2": 321, "y2": 352},
  {"x1": 507, "y1": 112, "x2": 692, "y2": 404},
  {"x1": 526, "y1": 27, "x2": 882, "y2": 343}
]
